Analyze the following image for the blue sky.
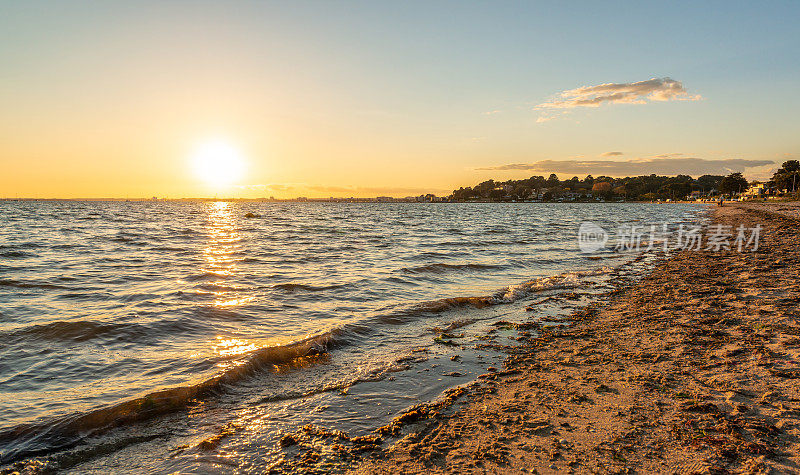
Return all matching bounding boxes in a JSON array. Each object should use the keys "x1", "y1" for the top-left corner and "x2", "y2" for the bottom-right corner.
[{"x1": 1, "y1": 1, "x2": 798, "y2": 197}]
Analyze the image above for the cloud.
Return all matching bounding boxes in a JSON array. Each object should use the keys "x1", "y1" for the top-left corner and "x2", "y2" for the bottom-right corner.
[
  {"x1": 536, "y1": 77, "x2": 701, "y2": 112},
  {"x1": 476, "y1": 157, "x2": 774, "y2": 177},
  {"x1": 600, "y1": 151, "x2": 623, "y2": 157},
  {"x1": 653, "y1": 152, "x2": 684, "y2": 158}
]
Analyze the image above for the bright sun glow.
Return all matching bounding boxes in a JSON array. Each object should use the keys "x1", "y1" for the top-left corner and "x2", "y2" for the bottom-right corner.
[{"x1": 191, "y1": 139, "x2": 246, "y2": 188}]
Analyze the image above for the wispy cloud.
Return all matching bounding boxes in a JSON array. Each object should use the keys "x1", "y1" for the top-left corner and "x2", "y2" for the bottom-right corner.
[
  {"x1": 535, "y1": 78, "x2": 701, "y2": 122},
  {"x1": 653, "y1": 152, "x2": 684, "y2": 159},
  {"x1": 477, "y1": 157, "x2": 773, "y2": 177},
  {"x1": 600, "y1": 151, "x2": 624, "y2": 157},
  {"x1": 537, "y1": 77, "x2": 701, "y2": 109}
]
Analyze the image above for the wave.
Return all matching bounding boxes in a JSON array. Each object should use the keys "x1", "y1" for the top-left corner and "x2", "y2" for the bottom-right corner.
[
  {"x1": 4, "y1": 321, "x2": 131, "y2": 344},
  {"x1": 414, "y1": 250, "x2": 471, "y2": 259},
  {"x1": 404, "y1": 267, "x2": 612, "y2": 315},
  {"x1": 183, "y1": 271, "x2": 233, "y2": 282},
  {"x1": 360, "y1": 267, "x2": 614, "y2": 328},
  {"x1": 191, "y1": 283, "x2": 250, "y2": 293},
  {"x1": 400, "y1": 263, "x2": 503, "y2": 274},
  {"x1": 272, "y1": 283, "x2": 347, "y2": 292},
  {"x1": 147, "y1": 245, "x2": 193, "y2": 253},
  {"x1": 0, "y1": 250, "x2": 35, "y2": 258},
  {"x1": 2, "y1": 318, "x2": 208, "y2": 346},
  {"x1": 0, "y1": 279, "x2": 72, "y2": 291},
  {"x1": 495, "y1": 268, "x2": 609, "y2": 302},
  {"x1": 109, "y1": 235, "x2": 149, "y2": 245},
  {"x1": 55, "y1": 291, "x2": 115, "y2": 302},
  {"x1": 0, "y1": 242, "x2": 45, "y2": 250},
  {"x1": 0, "y1": 329, "x2": 347, "y2": 464},
  {"x1": 434, "y1": 238, "x2": 540, "y2": 248}
]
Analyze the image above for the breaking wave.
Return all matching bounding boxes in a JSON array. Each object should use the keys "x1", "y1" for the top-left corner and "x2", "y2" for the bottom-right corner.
[
  {"x1": 407, "y1": 267, "x2": 612, "y2": 314},
  {"x1": 0, "y1": 329, "x2": 346, "y2": 464}
]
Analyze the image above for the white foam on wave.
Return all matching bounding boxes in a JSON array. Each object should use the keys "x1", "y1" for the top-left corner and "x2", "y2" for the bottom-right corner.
[{"x1": 495, "y1": 267, "x2": 614, "y2": 303}]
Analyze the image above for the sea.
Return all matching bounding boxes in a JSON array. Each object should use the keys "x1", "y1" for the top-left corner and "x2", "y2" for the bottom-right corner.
[{"x1": 0, "y1": 200, "x2": 709, "y2": 473}]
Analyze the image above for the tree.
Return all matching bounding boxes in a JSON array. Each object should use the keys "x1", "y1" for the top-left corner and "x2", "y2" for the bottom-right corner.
[
  {"x1": 512, "y1": 185, "x2": 531, "y2": 200},
  {"x1": 660, "y1": 176, "x2": 693, "y2": 199},
  {"x1": 719, "y1": 172, "x2": 749, "y2": 196},
  {"x1": 488, "y1": 188, "x2": 505, "y2": 200},
  {"x1": 526, "y1": 176, "x2": 546, "y2": 197},
  {"x1": 449, "y1": 170, "x2": 772, "y2": 202},
  {"x1": 696, "y1": 175, "x2": 724, "y2": 195},
  {"x1": 591, "y1": 182, "x2": 612, "y2": 193},
  {"x1": 563, "y1": 176, "x2": 580, "y2": 190},
  {"x1": 451, "y1": 186, "x2": 476, "y2": 200},
  {"x1": 770, "y1": 160, "x2": 800, "y2": 192}
]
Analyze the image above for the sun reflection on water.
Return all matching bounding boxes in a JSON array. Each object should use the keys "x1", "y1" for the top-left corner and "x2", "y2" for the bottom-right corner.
[
  {"x1": 201, "y1": 202, "x2": 250, "y2": 306},
  {"x1": 216, "y1": 296, "x2": 256, "y2": 307},
  {"x1": 202, "y1": 202, "x2": 260, "y2": 366},
  {"x1": 203, "y1": 202, "x2": 241, "y2": 279},
  {"x1": 214, "y1": 337, "x2": 259, "y2": 357}
]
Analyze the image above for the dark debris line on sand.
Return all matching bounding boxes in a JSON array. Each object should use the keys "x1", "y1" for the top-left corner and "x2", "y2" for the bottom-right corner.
[{"x1": 348, "y1": 203, "x2": 800, "y2": 474}]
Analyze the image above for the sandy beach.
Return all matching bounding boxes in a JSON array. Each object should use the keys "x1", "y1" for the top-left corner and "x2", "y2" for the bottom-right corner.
[{"x1": 344, "y1": 202, "x2": 800, "y2": 474}]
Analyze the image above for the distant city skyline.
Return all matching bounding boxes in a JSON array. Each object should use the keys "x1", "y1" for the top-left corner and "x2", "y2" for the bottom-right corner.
[{"x1": 1, "y1": 1, "x2": 798, "y2": 198}]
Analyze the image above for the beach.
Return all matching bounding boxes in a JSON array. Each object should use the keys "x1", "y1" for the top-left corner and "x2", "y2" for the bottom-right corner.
[
  {"x1": 4, "y1": 201, "x2": 798, "y2": 473},
  {"x1": 350, "y1": 202, "x2": 800, "y2": 474}
]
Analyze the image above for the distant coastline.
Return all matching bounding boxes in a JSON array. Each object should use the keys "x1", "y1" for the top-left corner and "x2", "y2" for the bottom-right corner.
[{"x1": 5, "y1": 163, "x2": 797, "y2": 203}]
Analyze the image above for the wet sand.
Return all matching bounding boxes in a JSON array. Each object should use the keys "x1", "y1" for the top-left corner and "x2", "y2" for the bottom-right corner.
[{"x1": 349, "y1": 202, "x2": 800, "y2": 474}]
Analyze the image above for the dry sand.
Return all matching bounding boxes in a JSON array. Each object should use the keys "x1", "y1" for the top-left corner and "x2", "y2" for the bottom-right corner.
[{"x1": 346, "y1": 202, "x2": 800, "y2": 474}]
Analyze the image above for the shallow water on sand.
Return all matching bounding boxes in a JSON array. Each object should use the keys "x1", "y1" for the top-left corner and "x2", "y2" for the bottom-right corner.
[{"x1": 0, "y1": 201, "x2": 708, "y2": 471}]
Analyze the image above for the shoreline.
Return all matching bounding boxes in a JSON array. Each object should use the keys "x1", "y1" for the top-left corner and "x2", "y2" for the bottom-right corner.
[
  {"x1": 348, "y1": 202, "x2": 800, "y2": 474},
  {"x1": 0, "y1": 202, "x2": 709, "y2": 473}
]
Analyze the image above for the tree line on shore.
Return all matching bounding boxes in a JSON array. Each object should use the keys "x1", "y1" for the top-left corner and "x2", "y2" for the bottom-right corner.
[
  {"x1": 451, "y1": 173, "x2": 726, "y2": 201},
  {"x1": 449, "y1": 160, "x2": 799, "y2": 202}
]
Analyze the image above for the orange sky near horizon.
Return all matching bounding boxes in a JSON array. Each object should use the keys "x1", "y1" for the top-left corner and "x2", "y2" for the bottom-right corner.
[{"x1": 1, "y1": 2, "x2": 797, "y2": 199}]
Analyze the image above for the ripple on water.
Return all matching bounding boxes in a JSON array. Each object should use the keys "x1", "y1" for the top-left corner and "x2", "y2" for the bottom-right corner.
[{"x1": 0, "y1": 200, "x2": 713, "y2": 471}]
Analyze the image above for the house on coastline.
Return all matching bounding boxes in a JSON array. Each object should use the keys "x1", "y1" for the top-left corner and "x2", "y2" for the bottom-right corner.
[{"x1": 744, "y1": 183, "x2": 766, "y2": 197}]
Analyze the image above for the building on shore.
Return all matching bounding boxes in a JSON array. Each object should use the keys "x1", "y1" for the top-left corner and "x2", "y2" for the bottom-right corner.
[{"x1": 744, "y1": 183, "x2": 766, "y2": 197}]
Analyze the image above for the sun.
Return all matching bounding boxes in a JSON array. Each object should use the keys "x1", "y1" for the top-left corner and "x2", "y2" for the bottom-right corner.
[{"x1": 191, "y1": 139, "x2": 246, "y2": 188}]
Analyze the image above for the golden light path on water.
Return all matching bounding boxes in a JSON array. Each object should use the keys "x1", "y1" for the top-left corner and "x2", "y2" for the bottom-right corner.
[
  {"x1": 194, "y1": 201, "x2": 328, "y2": 372},
  {"x1": 202, "y1": 202, "x2": 258, "y2": 365}
]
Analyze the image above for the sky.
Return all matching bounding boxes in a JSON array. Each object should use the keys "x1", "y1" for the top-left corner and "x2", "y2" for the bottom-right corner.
[{"x1": 1, "y1": 1, "x2": 798, "y2": 198}]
